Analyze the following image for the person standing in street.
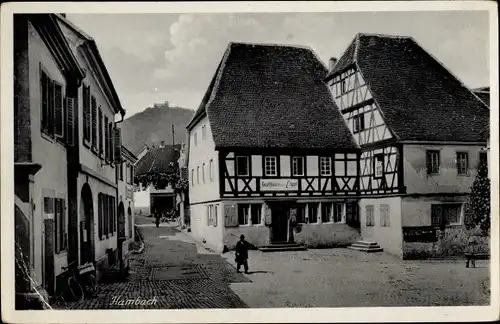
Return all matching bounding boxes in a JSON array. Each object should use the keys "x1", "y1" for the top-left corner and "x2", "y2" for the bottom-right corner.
[
  {"x1": 154, "y1": 210, "x2": 161, "y2": 228},
  {"x1": 235, "y1": 234, "x2": 250, "y2": 274}
]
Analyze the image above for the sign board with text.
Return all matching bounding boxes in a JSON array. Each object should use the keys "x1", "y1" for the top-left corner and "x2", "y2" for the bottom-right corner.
[{"x1": 260, "y1": 179, "x2": 298, "y2": 191}]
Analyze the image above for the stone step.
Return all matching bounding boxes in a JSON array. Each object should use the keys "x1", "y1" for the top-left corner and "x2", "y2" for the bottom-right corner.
[
  {"x1": 350, "y1": 243, "x2": 382, "y2": 249},
  {"x1": 348, "y1": 245, "x2": 383, "y2": 253},
  {"x1": 259, "y1": 243, "x2": 307, "y2": 252},
  {"x1": 354, "y1": 240, "x2": 380, "y2": 247}
]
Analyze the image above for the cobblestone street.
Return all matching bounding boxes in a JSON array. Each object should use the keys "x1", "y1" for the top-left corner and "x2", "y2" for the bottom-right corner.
[{"x1": 56, "y1": 224, "x2": 249, "y2": 309}]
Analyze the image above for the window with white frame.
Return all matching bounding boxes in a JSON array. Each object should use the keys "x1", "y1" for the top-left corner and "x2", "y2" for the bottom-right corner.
[
  {"x1": 308, "y1": 203, "x2": 319, "y2": 223},
  {"x1": 431, "y1": 204, "x2": 462, "y2": 227},
  {"x1": 353, "y1": 113, "x2": 365, "y2": 133},
  {"x1": 426, "y1": 150, "x2": 440, "y2": 174},
  {"x1": 292, "y1": 156, "x2": 304, "y2": 176},
  {"x1": 321, "y1": 203, "x2": 332, "y2": 223},
  {"x1": 251, "y1": 204, "x2": 262, "y2": 225},
  {"x1": 366, "y1": 205, "x2": 375, "y2": 226},
  {"x1": 296, "y1": 204, "x2": 307, "y2": 223},
  {"x1": 380, "y1": 204, "x2": 390, "y2": 227},
  {"x1": 209, "y1": 159, "x2": 214, "y2": 181},
  {"x1": 320, "y1": 157, "x2": 332, "y2": 176},
  {"x1": 456, "y1": 152, "x2": 469, "y2": 175},
  {"x1": 238, "y1": 204, "x2": 250, "y2": 225},
  {"x1": 333, "y1": 203, "x2": 343, "y2": 223},
  {"x1": 264, "y1": 156, "x2": 277, "y2": 176},
  {"x1": 236, "y1": 156, "x2": 249, "y2": 176},
  {"x1": 374, "y1": 154, "x2": 384, "y2": 178}
]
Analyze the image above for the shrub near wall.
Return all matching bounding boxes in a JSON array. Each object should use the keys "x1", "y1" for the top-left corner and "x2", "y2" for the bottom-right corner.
[{"x1": 403, "y1": 227, "x2": 490, "y2": 259}]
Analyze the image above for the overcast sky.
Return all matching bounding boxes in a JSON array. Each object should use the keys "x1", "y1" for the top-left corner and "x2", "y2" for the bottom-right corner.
[{"x1": 67, "y1": 11, "x2": 490, "y2": 118}]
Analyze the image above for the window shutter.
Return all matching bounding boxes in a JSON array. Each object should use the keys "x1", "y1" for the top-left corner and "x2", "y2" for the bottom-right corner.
[
  {"x1": 41, "y1": 72, "x2": 49, "y2": 132},
  {"x1": 214, "y1": 206, "x2": 218, "y2": 227},
  {"x1": 62, "y1": 201, "x2": 67, "y2": 250},
  {"x1": 65, "y1": 97, "x2": 75, "y2": 146},
  {"x1": 91, "y1": 96, "x2": 97, "y2": 149},
  {"x1": 54, "y1": 199, "x2": 61, "y2": 253},
  {"x1": 104, "y1": 116, "x2": 109, "y2": 159},
  {"x1": 264, "y1": 204, "x2": 272, "y2": 225},
  {"x1": 48, "y1": 80, "x2": 55, "y2": 136},
  {"x1": 426, "y1": 151, "x2": 432, "y2": 174},
  {"x1": 98, "y1": 108, "x2": 103, "y2": 155},
  {"x1": 98, "y1": 194, "x2": 103, "y2": 239},
  {"x1": 54, "y1": 83, "x2": 64, "y2": 138},
  {"x1": 224, "y1": 204, "x2": 237, "y2": 227},
  {"x1": 114, "y1": 127, "x2": 122, "y2": 164},
  {"x1": 83, "y1": 86, "x2": 91, "y2": 142}
]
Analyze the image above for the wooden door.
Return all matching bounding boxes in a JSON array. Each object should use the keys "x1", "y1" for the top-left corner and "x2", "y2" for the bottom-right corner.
[{"x1": 270, "y1": 203, "x2": 290, "y2": 243}]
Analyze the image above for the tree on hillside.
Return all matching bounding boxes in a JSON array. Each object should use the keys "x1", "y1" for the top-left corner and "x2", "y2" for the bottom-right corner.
[{"x1": 464, "y1": 162, "x2": 490, "y2": 234}]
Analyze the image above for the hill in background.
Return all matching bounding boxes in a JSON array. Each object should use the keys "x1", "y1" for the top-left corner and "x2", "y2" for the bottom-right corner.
[{"x1": 120, "y1": 101, "x2": 195, "y2": 155}]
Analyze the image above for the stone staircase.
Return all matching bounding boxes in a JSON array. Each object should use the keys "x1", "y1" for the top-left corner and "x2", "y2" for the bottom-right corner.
[
  {"x1": 348, "y1": 240, "x2": 383, "y2": 253},
  {"x1": 258, "y1": 242, "x2": 307, "y2": 252}
]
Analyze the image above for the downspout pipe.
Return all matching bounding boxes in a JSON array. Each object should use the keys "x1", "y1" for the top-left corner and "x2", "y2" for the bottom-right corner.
[{"x1": 114, "y1": 109, "x2": 125, "y2": 274}]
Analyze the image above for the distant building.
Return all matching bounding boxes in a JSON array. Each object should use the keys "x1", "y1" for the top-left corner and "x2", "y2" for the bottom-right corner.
[
  {"x1": 133, "y1": 144, "x2": 182, "y2": 216},
  {"x1": 187, "y1": 43, "x2": 361, "y2": 253},
  {"x1": 325, "y1": 33, "x2": 489, "y2": 258}
]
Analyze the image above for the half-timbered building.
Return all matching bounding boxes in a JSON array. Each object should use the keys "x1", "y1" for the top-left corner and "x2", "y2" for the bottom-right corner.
[
  {"x1": 187, "y1": 43, "x2": 361, "y2": 252},
  {"x1": 325, "y1": 33, "x2": 489, "y2": 257}
]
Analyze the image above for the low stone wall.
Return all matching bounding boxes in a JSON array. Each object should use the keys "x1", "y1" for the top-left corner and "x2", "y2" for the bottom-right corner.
[
  {"x1": 402, "y1": 227, "x2": 490, "y2": 260},
  {"x1": 293, "y1": 223, "x2": 360, "y2": 248},
  {"x1": 223, "y1": 223, "x2": 360, "y2": 251}
]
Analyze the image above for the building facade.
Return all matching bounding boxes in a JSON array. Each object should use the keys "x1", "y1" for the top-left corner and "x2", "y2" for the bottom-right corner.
[
  {"x1": 14, "y1": 14, "x2": 85, "y2": 306},
  {"x1": 324, "y1": 33, "x2": 490, "y2": 258},
  {"x1": 187, "y1": 43, "x2": 362, "y2": 253},
  {"x1": 116, "y1": 145, "x2": 138, "y2": 274}
]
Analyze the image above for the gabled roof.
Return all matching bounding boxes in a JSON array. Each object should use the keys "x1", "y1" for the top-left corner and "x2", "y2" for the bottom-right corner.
[
  {"x1": 326, "y1": 33, "x2": 489, "y2": 143},
  {"x1": 188, "y1": 42, "x2": 358, "y2": 150},
  {"x1": 26, "y1": 14, "x2": 85, "y2": 86},
  {"x1": 121, "y1": 145, "x2": 138, "y2": 163},
  {"x1": 473, "y1": 87, "x2": 490, "y2": 107},
  {"x1": 54, "y1": 14, "x2": 126, "y2": 117},
  {"x1": 135, "y1": 144, "x2": 182, "y2": 176}
]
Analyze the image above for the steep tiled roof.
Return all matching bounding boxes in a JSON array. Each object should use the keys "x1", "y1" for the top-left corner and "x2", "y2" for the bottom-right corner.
[
  {"x1": 327, "y1": 33, "x2": 489, "y2": 143},
  {"x1": 135, "y1": 144, "x2": 181, "y2": 176},
  {"x1": 473, "y1": 87, "x2": 490, "y2": 107},
  {"x1": 189, "y1": 42, "x2": 358, "y2": 150}
]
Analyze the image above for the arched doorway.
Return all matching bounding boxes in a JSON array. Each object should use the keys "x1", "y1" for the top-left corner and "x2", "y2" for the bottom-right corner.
[
  {"x1": 80, "y1": 183, "x2": 94, "y2": 265},
  {"x1": 127, "y1": 206, "x2": 133, "y2": 238}
]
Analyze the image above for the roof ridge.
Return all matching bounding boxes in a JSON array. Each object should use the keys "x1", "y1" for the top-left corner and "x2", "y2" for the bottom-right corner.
[
  {"x1": 228, "y1": 41, "x2": 315, "y2": 52},
  {"x1": 357, "y1": 32, "x2": 413, "y2": 40},
  {"x1": 410, "y1": 37, "x2": 490, "y2": 110}
]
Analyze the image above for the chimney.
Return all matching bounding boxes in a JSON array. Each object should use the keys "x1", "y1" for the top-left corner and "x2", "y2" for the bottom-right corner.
[{"x1": 328, "y1": 57, "x2": 338, "y2": 72}]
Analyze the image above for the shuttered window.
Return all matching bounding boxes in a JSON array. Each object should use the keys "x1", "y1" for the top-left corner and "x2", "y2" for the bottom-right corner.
[
  {"x1": 40, "y1": 71, "x2": 50, "y2": 133},
  {"x1": 40, "y1": 69, "x2": 64, "y2": 138},
  {"x1": 65, "y1": 97, "x2": 76, "y2": 146},
  {"x1": 109, "y1": 122, "x2": 115, "y2": 164},
  {"x1": 54, "y1": 83, "x2": 63, "y2": 138},
  {"x1": 365, "y1": 205, "x2": 375, "y2": 226},
  {"x1": 114, "y1": 127, "x2": 122, "y2": 164},
  {"x1": 104, "y1": 116, "x2": 109, "y2": 160},
  {"x1": 83, "y1": 85, "x2": 91, "y2": 143},
  {"x1": 426, "y1": 150, "x2": 440, "y2": 174},
  {"x1": 98, "y1": 108, "x2": 103, "y2": 155},
  {"x1": 456, "y1": 152, "x2": 469, "y2": 175},
  {"x1": 91, "y1": 96, "x2": 97, "y2": 150},
  {"x1": 98, "y1": 194, "x2": 103, "y2": 239},
  {"x1": 54, "y1": 198, "x2": 66, "y2": 253}
]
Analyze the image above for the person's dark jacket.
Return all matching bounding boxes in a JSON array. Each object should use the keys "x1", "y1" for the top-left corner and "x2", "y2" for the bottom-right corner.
[{"x1": 235, "y1": 240, "x2": 250, "y2": 261}]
